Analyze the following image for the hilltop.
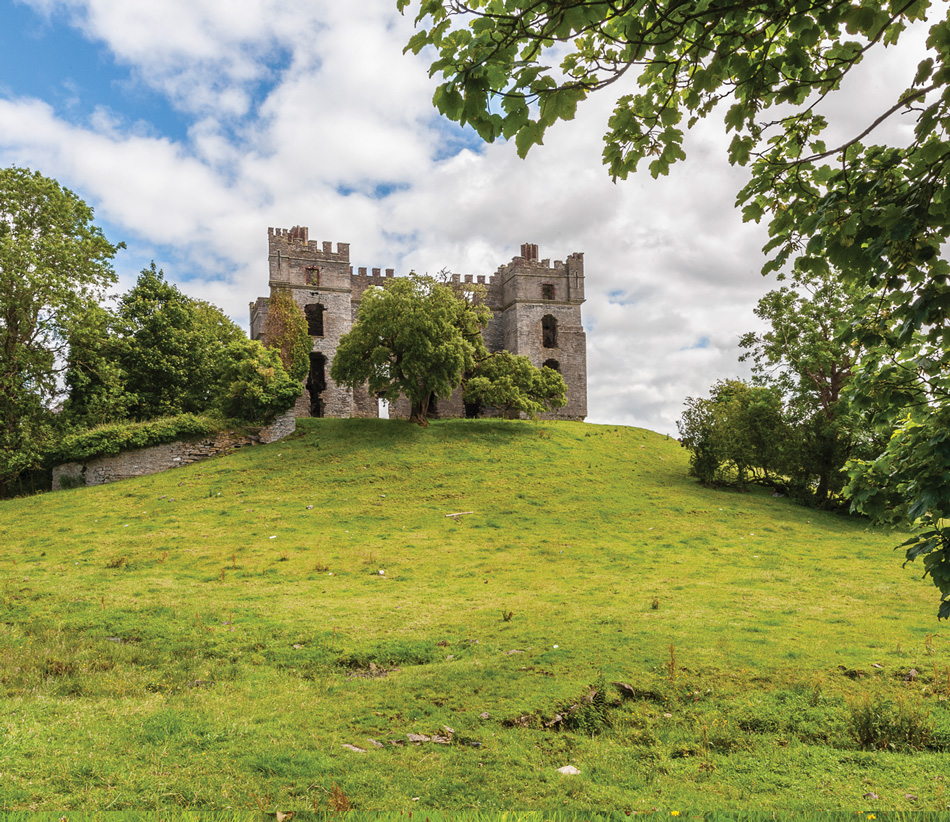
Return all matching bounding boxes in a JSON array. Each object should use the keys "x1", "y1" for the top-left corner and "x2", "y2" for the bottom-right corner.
[{"x1": 0, "y1": 418, "x2": 946, "y2": 812}]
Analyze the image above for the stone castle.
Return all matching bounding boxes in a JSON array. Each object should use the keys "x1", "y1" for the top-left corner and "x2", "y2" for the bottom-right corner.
[{"x1": 249, "y1": 226, "x2": 587, "y2": 421}]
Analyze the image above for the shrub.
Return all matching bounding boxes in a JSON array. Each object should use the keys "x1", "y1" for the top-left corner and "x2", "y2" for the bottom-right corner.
[
  {"x1": 47, "y1": 414, "x2": 223, "y2": 465},
  {"x1": 849, "y1": 690, "x2": 934, "y2": 751}
]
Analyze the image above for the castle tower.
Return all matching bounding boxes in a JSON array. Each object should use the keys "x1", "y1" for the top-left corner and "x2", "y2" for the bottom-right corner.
[
  {"x1": 250, "y1": 226, "x2": 355, "y2": 418},
  {"x1": 251, "y1": 228, "x2": 588, "y2": 422},
  {"x1": 485, "y1": 243, "x2": 588, "y2": 420}
]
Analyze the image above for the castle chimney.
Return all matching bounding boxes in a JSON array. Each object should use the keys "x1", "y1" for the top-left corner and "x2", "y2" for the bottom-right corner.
[{"x1": 521, "y1": 243, "x2": 539, "y2": 261}]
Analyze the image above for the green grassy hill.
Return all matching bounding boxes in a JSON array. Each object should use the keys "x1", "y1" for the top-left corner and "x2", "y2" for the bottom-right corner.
[{"x1": 0, "y1": 418, "x2": 947, "y2": 813}]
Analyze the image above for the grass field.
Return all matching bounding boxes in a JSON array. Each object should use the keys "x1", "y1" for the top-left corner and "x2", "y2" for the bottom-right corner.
[{"x1": 0, "y1": 418, "x2": 948, "y2": 813}]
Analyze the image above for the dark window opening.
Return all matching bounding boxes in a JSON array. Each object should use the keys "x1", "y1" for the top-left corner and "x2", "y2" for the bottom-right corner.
[
  {"x1": 305, "y1": 303, "x2": 325, "y2": 336},
  {"x1": 543, "y1": 359, "x2": 560, "y2": 372},
  {"x1": 307, "y1": 353, "x2": 328, "y2": 417},
  {"x1": 542, "y1": 315, "x2": 558, "y2": 349},
  {"x1": 306, "y1": 266, "x2": 321, "y2": 286},
  {"x1": 542, "y1": 283, "x2": 555, "y2": 300}
]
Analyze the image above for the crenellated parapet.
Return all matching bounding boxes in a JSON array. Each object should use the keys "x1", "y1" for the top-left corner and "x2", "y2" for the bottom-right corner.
[
  {"x1": 351, "y1": 266, "x2": 397, "y2": 301},
  {"x1": 267, "y1": 226, "x2": 350, "y2": 263},
  {"x1": 490, "y1": 243, "x2": 585, "y2": 309}
]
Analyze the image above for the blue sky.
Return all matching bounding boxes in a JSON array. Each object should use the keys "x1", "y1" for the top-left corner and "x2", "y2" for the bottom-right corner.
[
  {"x1": 0, "y1": 3, "x2": 189, "y2": 141},
  {"x1": 0, "y1": 0, "x2": 929, "y2": 432}
]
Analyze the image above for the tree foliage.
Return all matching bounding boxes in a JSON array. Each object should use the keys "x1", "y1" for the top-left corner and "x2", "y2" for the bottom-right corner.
[
  {"x1": 677, "y1": 380, "x2": 788, "y2": 488},
  {"x1": 111, "y1": 264, "x2": 248, "y2": 419},
  {"x1": 330, "y1": 274, "x2": 492, "y2": 425},
  {"x1": 739, "y1": 271, "x2": 880, "y2": 506},
  {"x1": 0, "y1": 166, "x2": 122, "y2": 493},
  {"x1": 400, "y1": 0, "x2": 950, "y2": 616},
  {"x1": 263, "y1": 287, "x2": 311, "y2": 382},
  {"x1": 65, "y1": 265, "x2": 300, "y2": 427},
  {"x1": 464, "y1": 351, "x2": 567, "y2": 417}
]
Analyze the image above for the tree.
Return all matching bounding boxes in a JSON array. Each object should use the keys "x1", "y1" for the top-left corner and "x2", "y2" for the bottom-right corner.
[
  {"x1": 113, "y1": 264, "x2": 247, "y2": 419},
  {"x1": 739, "y1": 271, "x2": 880, "y2": 507},
  {"x1": 0, "y1": 166, "x2": 122, "y2": 493},
  {"x1": 330, "y1": 273, "x2": 491, "y2": 425},
  {"x1": 677, "y1": 379, "x2": 788, "y2": 488},
  {"x1": 463, "y1": 352, "x2": 567, "y2": 417},
  {"x1": 64, "y1": 265, "x2": 301, "y2": 426},
  {"x1": 62, "y1": 303, "x2": 131, "y2": 427},
  {"x1": 263, "y1": 288, "x2": 311, "y2": 382},
  {"x1": 400, "y1": 0, "x2": 950, "y2": 616}
]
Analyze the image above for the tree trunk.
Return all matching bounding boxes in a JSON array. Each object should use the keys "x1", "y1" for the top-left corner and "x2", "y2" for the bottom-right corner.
[{"x1": 409, "y1": 395, "x2": 430, "y2": 426}]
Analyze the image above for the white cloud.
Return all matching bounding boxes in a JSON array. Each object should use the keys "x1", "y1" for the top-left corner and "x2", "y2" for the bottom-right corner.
[{"x1": 0, "y1": 1, "x2": 930, "y2": 433}]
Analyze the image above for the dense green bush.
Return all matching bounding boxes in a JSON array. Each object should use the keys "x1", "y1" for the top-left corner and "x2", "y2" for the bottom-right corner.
[
  {"x1": 47, "y1": 414, "x2": 224, "y2": 465},
  {"x1": 64, "y1": 265, "x2": 300, "y2": 428}
]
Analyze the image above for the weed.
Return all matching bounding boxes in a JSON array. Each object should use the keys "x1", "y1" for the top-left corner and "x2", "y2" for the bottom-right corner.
[
  {"x1": 43, "y1": 658, "x2": 76, "y2": 677},
  {"x1": 337, "y1": 639, "x2": 437, "y2": 669},
  {"x1": 849, "y1": 688, "x2": 934, "y2": 751},
  {"x1": 559, "y1": 675, "x2": 613, "y2": 736},
  {"x1": 501, "y1": 609, "x2": 514, "y2": 622},
  {"x1": 328, "y1": 783, "x2": 351, "y2": 812},
  {"x1": 105, "y1": 555, "x2": 127, "y2": 569},
  {"x1": 666, "y1": 643, "x2": 677, "y2": 684},
  {"x1": 651, "y1": 596, "x2": 660, "y2": 610}
]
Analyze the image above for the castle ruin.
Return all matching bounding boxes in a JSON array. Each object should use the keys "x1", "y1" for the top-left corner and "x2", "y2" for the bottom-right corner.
[{"x1": 249, "y1": 226, "x2": 587, "y2": 421}]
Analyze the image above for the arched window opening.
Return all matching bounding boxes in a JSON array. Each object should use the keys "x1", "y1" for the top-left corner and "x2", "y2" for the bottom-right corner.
[
  {"x1": 305, "y1": 303, "x2": 325, "y2": 337},
  {"x1": 307, "y1": 352, "x2": 327, "y2": 417},
  {"x1": 543, "y1": 359, "x2": 560, "y2": 372},
  {"x1": 542, "y1": 315, "x2": 558, "y2": 349},
  {"x1": 542, "y1": 283, "x2": 556, "y2": 300}
]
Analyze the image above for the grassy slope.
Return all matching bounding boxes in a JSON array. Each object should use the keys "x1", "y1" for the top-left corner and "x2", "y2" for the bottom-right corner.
[{"x1": 0, "y1": 418, "x2": 948, "y2": 812}]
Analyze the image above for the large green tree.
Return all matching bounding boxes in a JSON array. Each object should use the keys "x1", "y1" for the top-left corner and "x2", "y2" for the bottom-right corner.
[
  {"x1": 739, "y1": 271, "x2": 879, "y2": 507},
  {"x1": 65, "y1": 265, "x2": 301, "y2": 426},
  {"x1": 400, "y1": 0, "x2": 950, "y2": 616},
  {"x1": 0, "y1": 166, "x2": 122, "y2": 493},
  {"x1": 113, "y1": 264, "x2": 247, "y2": 419},
  {"x1": 331, "y1": 274, "x2": 491, "y2": 425},
  {"x1": 677, "y1": 379, "x2": 789, "y2": 488}
]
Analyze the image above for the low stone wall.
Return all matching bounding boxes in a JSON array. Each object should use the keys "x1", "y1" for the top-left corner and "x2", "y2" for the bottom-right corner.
[{"x1": 52, "y1": 410, "x2": 296, "y2": 491}]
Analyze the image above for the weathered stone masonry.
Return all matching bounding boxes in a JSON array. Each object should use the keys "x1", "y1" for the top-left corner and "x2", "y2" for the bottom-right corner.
[
  {"x1": 250, "y1": 227, "x2": 588, "y2": 421},
  {"x1": 51, "y1": 409, "x2": 296, "y2": 491}
]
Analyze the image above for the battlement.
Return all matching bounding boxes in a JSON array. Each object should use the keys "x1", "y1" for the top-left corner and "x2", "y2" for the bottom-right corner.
[
  {"x1": 353, "y1": 267, "x2": 396, "y2": 279},
  {"x1": 495, "y1": 246, "x2": 584, "y2": 277},
  {"x1": 268, "y1": 226, "x2": 350, "y2": 262},
  {"x1": 450, "y1": 274, "x2": 492, "y2": 285}
]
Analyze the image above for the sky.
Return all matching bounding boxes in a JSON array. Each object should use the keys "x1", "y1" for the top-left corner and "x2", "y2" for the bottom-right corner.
[{"x1": 0, "y1": 0, "x2": 931, "y2": 434}]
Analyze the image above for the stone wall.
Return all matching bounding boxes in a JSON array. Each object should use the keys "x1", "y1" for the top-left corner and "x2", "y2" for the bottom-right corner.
[
  {"x1": 52, "y1": 410, "x2": 296, "y2": 491},
  {"x1": 251, "y1": 226, "x2": 589, "y2": 422}
]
